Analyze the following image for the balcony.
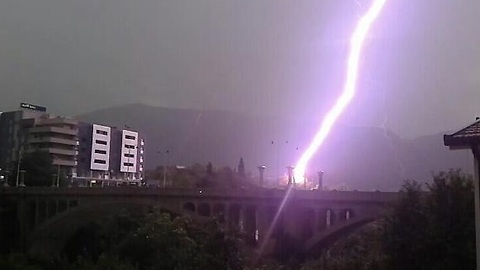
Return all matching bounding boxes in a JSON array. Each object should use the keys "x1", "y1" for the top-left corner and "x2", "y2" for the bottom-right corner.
[
  {"x1": 29, "y1": 126, "x2": 78, "y2": 136},
  {"x1": 37, "y1": 117, "x2": 78, "y2": 127},
  {"x1": 52, "y1": 158, "x2": 76, "y2": 167},
  {"x1": 29, "y1": 136, "x2": 77, "y2": 146},
  {"x1": 43, "y1": 147, "x2": 76, "y2": 156}
]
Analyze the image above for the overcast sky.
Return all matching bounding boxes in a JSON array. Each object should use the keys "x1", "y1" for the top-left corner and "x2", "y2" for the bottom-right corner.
[{"x1": 0, "y1": 0, "x2": 479, "y2": 138}]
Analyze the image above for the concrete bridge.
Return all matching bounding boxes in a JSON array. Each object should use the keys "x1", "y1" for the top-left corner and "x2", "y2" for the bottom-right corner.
[{"x1": 0, "y1": 187, "x2": 398, "y2": 258}]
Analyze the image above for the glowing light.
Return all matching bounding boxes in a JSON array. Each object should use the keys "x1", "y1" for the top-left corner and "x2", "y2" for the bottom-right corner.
[
  {"x1": 256, "y1": 1, "x2": 387, "y2": 260},
  {"x1": 294, "y1": 0, "x2": 387, "y2": 181}
]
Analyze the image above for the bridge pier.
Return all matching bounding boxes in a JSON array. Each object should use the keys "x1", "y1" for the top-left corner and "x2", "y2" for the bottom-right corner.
[
  {"x1": 244, "y1": 205, "x2": 257, "y2": 245},
  {"x1": 255, "y1": 206, "x2": 268, "y2": 244}
]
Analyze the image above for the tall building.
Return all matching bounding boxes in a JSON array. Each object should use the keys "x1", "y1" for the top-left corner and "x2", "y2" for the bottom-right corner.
[
  {"x1": 0, "y1": 103, "x2": 145, "y2": 185},
  {"x1": 28, "y1": 115, "x2": 79, "y2": 172},
  {"x1": 0, "y1": 104, "x2": 53, "y2": 171},
  {"x1": 76, "y1": 123, "x2": 145, "y2": 182}
]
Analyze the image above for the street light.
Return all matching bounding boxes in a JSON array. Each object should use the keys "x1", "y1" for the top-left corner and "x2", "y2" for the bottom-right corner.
[
  {"x1": 0, "y1": 168, "x2": 5, "y2": 187},
  {"x1": 18, "y1": 170, "x2": 26, "y2": 187},
  {"x1": 3, "y1": 170, "x2": 10, "y2": 187},
  {"x1": 56, "y1": 164, "x2": 60, "y2": 187},
  {"x1": 15, "y1": 148, "x2": 23, "y2": 187},
  {"x1": 257, "y1": 165, "x2": 266, "y2": 187},
  {"x1": 271, "y1": 139, "x2": 298, "y2": 184},
  {"x1": 163, "y1": 150, "x2": 170, "y2": 188},
  {"x1": 317, "y1": 171, "x2": 324, "y2": 190},
  {"x1": 286, "y1": 166, "x2": 294, "y2": 186}
]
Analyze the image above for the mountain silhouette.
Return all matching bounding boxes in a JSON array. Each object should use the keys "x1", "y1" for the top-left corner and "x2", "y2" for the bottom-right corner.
[{"x1": 77, "y1": 103, "x2": 472, "y2": 191}]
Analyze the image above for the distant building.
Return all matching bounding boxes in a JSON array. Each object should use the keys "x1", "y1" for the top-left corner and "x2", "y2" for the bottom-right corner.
[
  {"x1": 77, "y1": 123, "x2": 145, "y2": 182},
  {"x1": 0, "y1": 104, "x2": 61, "y2": 171},
  {"x1": 0, "y1": 103, "x2": 145, "y2": 184}
]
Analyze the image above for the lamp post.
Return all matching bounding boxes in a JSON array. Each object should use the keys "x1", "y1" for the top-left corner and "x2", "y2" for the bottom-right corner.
[
  {"x1": 271, "y1": 140, "x2": 298, "y2": 185},
  {"x1": 317, "y1": 171, "x2": 324, "y2": 190},
  {"x1": 15, "y1": 148, "x2": 23, "y2": 187},
  {"x1": 0, "y1": 168, "x2": 4, "y2": 186},
  {"x1": 286, "y1": 166, "x2": 294, "y2": 186},
  {"x1": 18, "y1": 170, "x2": 26, "y2": 187},
  {"x1": 56, "y1": 164, "x2": 60, "y2": 187},
  {"x1": 1, "y1": 169, "x2": 10, "y2": 187},
  {"x1": 52, "y1": 174, "x2": 57, "y2": 187},
  {"x1": 257, "y1": 165, "x2": 266, "y2": 187},
  {"x1": 163, "y1": 150, "x2": 170, "y2": 188}
]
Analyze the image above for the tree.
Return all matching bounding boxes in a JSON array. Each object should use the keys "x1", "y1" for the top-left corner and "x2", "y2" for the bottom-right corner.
[
  {"x1": 0, "y1": 253, "x2": 44, "y2": 270},
  {"x1": 206, "y1": 162, "x2": 213, "y2": 176},
  {"x1": 114, "y1": 212, "x2": 244, "y2": 270},
  {"x1": 383, "y1": 170, "x2": 475, "y2": 270},
  {"x1": 238, "y1": 158, "x2": 245, "y2": 178},
  {"x1": 60, "y1": 208, "x2": 246, "y2": 270},
  {"x1": 301, "y1": 222, "x2": 386, "y2": 270},
  {"x1": 10, "y1": 150, "x2": 55, "y2": 186},
  {"x1": 301, "y1": 170, "x2": 475, "y2": 270}
]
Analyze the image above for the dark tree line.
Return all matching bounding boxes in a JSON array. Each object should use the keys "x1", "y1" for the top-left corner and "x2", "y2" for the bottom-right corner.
[
  {"x1": 147, "y1": 157, "x2": 257, "y2": 189},
  {"x1": 1, "y1": 209, "x2": 246, "y2": 270},
  {"x1": 1, "y1": 169, "x2": 475, "y2": 269},
  {"x1": 302, "y1": 169, "x2": 476, "y2": 270},
  {"x1": 5, "y1": 150, "x2": 60, "y2": 187}
]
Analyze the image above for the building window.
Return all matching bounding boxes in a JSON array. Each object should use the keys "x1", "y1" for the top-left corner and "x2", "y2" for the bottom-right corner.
[
  {"x1": 94, "y1": 159, "x2": 107, "y2": 164},
  {"x1": 95, "y1": 140, "x2": 107, "y2": 145},
  {"x1": 124, "y1": 153, "x2": 135, "y2": 158},
  {"x1": 94, "y1": 149, "x2": 107, "y2": 155},
  {"x1": 125, "y1": 135, "x2": 136, "y2": 140},
  {"x1": 123, "y1": 162, "x2": 134, "y2": 167},
  {"x1": 96, "y1": 130, "x2": 108, "y2": 135},
  {"x1": 125, "y1": 144, "x2": 135, "y2": 149}
]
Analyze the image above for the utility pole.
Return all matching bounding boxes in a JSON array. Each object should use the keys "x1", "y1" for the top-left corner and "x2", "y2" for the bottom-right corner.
[
  {"x1": 15, "y1": 148, "x2": 23, "y2": 187},
  {"x1": 257, "y1": 165, "x2": 266, "y2": 187},
  {"x1": 56, "y1": 164, "x2": 60, "y2": 187},
  {"x1": 163, "y1": 150, "x2": 169, "y2": 188}
]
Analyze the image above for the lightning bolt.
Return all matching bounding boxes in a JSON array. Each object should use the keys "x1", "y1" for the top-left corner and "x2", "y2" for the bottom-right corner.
[
  {"x1": 294, "y1": 0, "x2": 387, "y2": 181},
  {"x1": 256, "y1": 0, "x2": 388, "y2": 261}
]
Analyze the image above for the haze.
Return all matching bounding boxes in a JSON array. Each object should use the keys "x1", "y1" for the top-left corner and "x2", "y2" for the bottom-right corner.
[{"x1": 0, "y1": 0, "x2": 479, "y2": 138}]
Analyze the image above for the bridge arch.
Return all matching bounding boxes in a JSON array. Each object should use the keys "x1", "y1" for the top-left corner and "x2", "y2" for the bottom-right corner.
[
  {"x1": 339, "y1": 208, "x2": 355, "y2": 221},
  {"x1": 304, "y1": 213, "x2": 376, "y2": 254},
  {"x1": 183, "y1": 202, "x2": 196, "y2": 213}
]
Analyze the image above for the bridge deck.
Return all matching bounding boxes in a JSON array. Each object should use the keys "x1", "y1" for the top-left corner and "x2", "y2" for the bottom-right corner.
[{"x1": 0, "y1": 187, "x2": 398, "y2": 203}]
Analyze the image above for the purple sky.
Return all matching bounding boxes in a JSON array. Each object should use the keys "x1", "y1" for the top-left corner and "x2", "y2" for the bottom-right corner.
[{"x1": 0, "y1": 0, "x2": 479, "y2": 138}]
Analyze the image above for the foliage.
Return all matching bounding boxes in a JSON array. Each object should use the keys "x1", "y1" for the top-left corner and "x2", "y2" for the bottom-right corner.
[
  {"x1": 10, "y1": 150, "x2": 55, "y2": 186},
  {"x1": 115, "y1": 212, "x2": 244, "y2": 270},
  {"x1": 146, "y1": 161, "x2": 259, "y2": 190},
  {"x1": 0, "y1": 253, "x2": 44, "y2": 270},
  {"x1": 301, "y1": 222, "x2": 386, "y2": 270},
  {"x1": 301, "y1": 169, "x2": 475, "y2": 270},
  {"x1": 62, "y1": 209, "x2": 245, "y2": 270},
  {"x1": 383, "y1": 169, "x2": 475, "y2": 270},
  {"x1": 238, "y1": 158, "x2": 246, "y2": 178},
  {"x1": 206, "y1": 162, "x2": 213, "y2": 176},
  {"x1": 71, "y1": 255, "x2": 137, "y2": 270}
]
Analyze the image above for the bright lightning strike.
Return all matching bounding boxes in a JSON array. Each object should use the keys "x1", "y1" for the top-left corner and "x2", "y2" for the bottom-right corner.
[{"x1": 294, "y1": 0, "x2": 387, "y2": 181}]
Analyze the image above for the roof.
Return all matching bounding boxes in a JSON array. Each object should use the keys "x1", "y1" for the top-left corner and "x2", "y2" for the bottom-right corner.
[{"x1": 444, "y1": 119, "x2": 480, "y2": 148}]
